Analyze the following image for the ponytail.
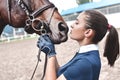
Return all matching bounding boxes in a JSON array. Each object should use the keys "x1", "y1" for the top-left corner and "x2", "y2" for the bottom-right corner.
[
  {"x1": 83, "y1": 10, "x2": 119, "y2": 66},
  {"x1": 104, "y1": 25, "x2": 119, "y2": 66}
]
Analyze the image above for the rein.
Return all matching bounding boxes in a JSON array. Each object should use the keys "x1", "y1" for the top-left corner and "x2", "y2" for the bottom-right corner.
[
  {"x1": 30, "y1": 48, "x2": 48, "y2": 80},
  {"x1": 7, "y1": 0, "x2": 56, "y2": 80},
  {"x1": 7, "y1": 0, "x2": 12, "y2": 24}
]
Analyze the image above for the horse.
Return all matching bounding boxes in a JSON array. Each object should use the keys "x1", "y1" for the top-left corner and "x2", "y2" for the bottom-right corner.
[{"x1": 0, "y1": 0, "x2": 69, "y2": 44}]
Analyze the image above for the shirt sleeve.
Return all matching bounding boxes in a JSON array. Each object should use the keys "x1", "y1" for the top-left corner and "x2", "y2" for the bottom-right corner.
[{"x1": 63, "y1": 58, "x2": 93, "y2": 80}]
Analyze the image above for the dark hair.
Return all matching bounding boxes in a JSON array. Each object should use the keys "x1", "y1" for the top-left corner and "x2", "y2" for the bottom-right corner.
[{"x1": 83, "y1": 10, "x2": 119, "y2": 66}]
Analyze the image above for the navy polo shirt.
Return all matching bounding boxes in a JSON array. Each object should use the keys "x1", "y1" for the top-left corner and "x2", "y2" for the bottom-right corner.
[{"x1": 57, "y1": 44, "x2": 101, "y2": 80}]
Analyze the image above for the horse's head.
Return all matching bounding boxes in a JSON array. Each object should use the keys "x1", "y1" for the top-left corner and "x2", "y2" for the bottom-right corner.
[{"x1": 22, "y1": 0, "x2": 68, "y2": 44}]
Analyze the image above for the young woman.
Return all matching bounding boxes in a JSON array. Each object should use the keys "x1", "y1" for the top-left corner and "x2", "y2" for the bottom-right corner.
[{"x1": 37, "y1": 10, "x2": 119, "y2": 80}]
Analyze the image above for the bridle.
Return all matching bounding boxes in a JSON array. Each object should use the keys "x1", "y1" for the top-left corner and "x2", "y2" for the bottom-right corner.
[
  {"x1": 7, "y1": 0, "x2": 57, "y2": 80},
  {"x1": 18, "y1": 0, "x2": 56, "y2": 35},
  {"x1": 7, "y1": 0, "x2": 56, "y2": 34}
]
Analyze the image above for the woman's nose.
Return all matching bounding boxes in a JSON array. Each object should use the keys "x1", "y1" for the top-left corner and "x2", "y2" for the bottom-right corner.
[{"x1": 71, "y1": 24, "x2": 74, "y2": 28}]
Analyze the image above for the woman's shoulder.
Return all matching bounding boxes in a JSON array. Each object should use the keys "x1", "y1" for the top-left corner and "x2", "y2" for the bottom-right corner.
[{"x1": 76, "y1": 50, "x2": 101, "y2": 66}]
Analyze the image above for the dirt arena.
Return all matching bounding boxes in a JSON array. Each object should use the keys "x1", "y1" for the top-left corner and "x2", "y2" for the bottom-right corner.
[{"x1": 0, "y1": 29, "x2": 120, "y2": 80}]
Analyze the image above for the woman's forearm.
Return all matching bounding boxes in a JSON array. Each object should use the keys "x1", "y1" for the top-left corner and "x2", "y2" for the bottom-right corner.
[{"x1": 45, "y1": 56, "x2": 59, "y2": 80}]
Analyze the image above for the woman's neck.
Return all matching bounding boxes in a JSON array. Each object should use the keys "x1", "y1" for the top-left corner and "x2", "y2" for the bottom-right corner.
[{"x1": 78, "y1": 40, "x2": 94, "y2": 46}]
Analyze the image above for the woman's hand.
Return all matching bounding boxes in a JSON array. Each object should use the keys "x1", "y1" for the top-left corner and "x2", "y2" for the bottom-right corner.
[{"x1": 37, "y1": 35, "x2": 56, "y2": 57}]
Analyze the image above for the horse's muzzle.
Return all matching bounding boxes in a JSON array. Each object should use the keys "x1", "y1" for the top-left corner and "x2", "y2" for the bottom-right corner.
[
  {"x1": 48, "y1": 22, "x2": 69, "y2": 44},
  {"x1": 24, "y1": 20, "x2": 69, "y2": 44}
]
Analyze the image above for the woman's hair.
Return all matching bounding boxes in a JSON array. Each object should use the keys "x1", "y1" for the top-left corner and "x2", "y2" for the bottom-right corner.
[{"x1": 83, "y1": 10, "x2": 119, "y2": 66}]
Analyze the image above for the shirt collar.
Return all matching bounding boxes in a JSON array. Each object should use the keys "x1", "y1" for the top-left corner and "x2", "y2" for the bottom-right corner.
[{"x1": 78, "y1": 44, "x2": 98, "y2": 53}]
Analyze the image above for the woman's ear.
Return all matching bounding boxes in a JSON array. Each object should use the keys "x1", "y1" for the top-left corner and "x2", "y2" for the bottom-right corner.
[{"x1": 84, "y1": 29, "x2": 94, "y2": 38}]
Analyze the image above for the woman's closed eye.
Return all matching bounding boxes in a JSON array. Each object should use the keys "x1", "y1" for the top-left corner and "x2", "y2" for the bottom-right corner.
[
  {"x1": 75, "y1": 22, "x2": 79, "y2": 25},
  {"x1": 75, "y1": 19, "x2": 79, "y2": 25},
  {"x1": 75, "y1": 21, "x2": 79, "y2": 25}
]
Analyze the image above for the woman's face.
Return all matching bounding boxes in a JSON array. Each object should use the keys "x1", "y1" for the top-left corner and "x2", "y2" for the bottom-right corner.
[{"x1": 70, "y1": 12, "x2": 87, "y2": 42}]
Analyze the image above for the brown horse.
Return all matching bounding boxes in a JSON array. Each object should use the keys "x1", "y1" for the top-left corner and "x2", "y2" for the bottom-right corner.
[{"x1": 0, "y1": 0, "x2": 68, "y2": 44}]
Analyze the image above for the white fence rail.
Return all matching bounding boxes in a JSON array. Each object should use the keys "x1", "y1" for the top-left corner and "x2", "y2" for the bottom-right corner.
[
  {"x1": 0, "y1": 27, "x2": 38, "y2": 43},
  {"x1": 0, "y1": 34, "x2": 37, "y2": 43}
]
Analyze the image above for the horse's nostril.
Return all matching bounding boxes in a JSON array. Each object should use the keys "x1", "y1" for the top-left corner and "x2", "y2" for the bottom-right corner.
[{"x1": 58, "y1": 22, "x2": 67, "y2": 31}]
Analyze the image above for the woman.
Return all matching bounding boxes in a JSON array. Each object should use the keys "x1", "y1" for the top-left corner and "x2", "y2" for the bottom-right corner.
[{"x1": 37, "y1": 10, "x2": 119, "y2": 80}]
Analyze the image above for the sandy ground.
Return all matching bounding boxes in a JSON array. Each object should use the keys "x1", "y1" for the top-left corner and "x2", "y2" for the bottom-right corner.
[{"x1": 0, "y1": 29, "x2": 120, "y2": 80}]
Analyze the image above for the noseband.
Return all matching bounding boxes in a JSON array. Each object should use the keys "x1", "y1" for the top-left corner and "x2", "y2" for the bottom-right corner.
[{"x1": 18, "y1": 0, "x2": 56, "y2": 34}]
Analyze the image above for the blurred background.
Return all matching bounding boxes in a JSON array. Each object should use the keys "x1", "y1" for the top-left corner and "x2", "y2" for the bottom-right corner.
[{"x1": 0, "y1": 0, "x2": 120, "y2": 80}]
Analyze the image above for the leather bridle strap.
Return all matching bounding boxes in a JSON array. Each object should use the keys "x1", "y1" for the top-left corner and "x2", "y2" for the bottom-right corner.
[
  {"x1": 7, "y1": 0, "x2": 12, "y2": 24},
  {"x1": 31, "y1": 4, "x2": 55, "y2": 18},
  {"x1": 18, "y1": 0, "x2": 55, "y2": 19},
  {"x1": 18, "y1": 0, "x2": 32, "y2": 16},
  {"x1": 30, "y1": 49, "x2": 47, "y2": 80}
]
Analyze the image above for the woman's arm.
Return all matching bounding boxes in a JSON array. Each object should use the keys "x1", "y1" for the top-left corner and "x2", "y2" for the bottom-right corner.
[
  {"x1": 45, "y1": 56, "x2": 66, "y2": 80},
  {"x1": 45, "y1": 56, "x2": 59, "y2": 80}
]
